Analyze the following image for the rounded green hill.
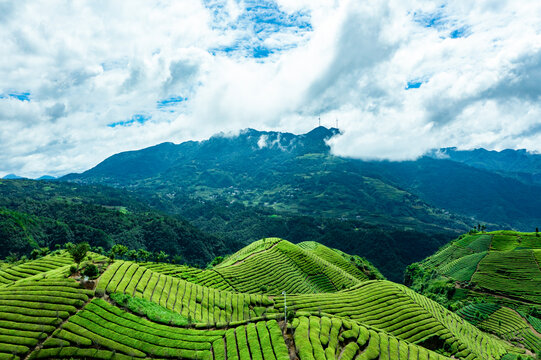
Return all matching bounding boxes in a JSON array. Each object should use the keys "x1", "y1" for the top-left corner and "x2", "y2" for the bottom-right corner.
[{"x1": 0, "y1": 239, "x2": 533, "y2": 359}]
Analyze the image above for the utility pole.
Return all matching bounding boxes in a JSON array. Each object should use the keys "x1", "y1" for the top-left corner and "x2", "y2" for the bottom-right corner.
[{"x1": 318, "y1": 116, "x2": 321, "y2": 127}]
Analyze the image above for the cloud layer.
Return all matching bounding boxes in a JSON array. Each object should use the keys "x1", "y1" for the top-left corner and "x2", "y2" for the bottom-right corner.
[{"x1": 1, "y1": 0, "x2": 540, "y2": 177}]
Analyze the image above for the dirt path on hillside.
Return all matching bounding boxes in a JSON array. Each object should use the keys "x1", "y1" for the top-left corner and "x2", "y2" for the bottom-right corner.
[
  {"x1": 24, "y1": 295, "x2": 94, "y2": 360},
  {"x1": 509, "y1": 307, "x2": 541, "y2": 338},
  {"x1": 230, "y1": 240, "x2": 282, "y2": 266}
]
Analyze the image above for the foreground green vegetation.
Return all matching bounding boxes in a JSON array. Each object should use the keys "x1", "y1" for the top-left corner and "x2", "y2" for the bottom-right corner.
[
  {"x1": 0, "y1": 235, "x2": 537, "y2": 359},
  {"x1": 0, "y1": 178, "x2": 456, "y2": 282},
  {"x1": 0, "y1": 179, "x2": 237, "y2": 267},
  {"x1": 406, "y1": 231, "x2": 541, "y2": 355}
]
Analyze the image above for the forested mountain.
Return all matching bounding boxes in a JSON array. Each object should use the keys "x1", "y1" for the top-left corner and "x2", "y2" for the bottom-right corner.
[
  {"x1": 64, "y1": 127, "x2": 541, "y2": 232},
  {"x1": 428, "y1": 147, "x2": 541, "y2": 185},
  {"x1": 0, "y1": 180, "x2": 234, "y2": 266},
  {"x1": 63, "y1": 127, "x2": 472, "y2": 231},
  {"x1": 0, "y1": 179, "x2": 451, "y2": 282}
]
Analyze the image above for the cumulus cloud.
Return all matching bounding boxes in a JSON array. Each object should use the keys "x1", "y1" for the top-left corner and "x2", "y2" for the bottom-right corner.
[{"x1": 0, "y1": 0, "x2": 540, "y2": 177}]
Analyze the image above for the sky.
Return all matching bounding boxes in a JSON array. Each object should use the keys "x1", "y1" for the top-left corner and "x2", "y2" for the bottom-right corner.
[{"x1": 1, "y1": 0, "x2": 541, "y2": 178}]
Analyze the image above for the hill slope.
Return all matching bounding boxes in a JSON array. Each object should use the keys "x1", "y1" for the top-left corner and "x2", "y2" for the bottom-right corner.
[
  {"x1": 405, "y1": 231, "x2": 541, "y2": 354},
  {"x1": 63, "y1": 127, "x2": 541, "y2": 231},
  {"x1": 141, "y1": 239, "x2": 384, "y2": 295},
  {"x1": 0, "y1": 240, "x2": 529, "y2": 360},
  {"x1": 0, "y1": 179, "x2": 235, "y2": 266}
]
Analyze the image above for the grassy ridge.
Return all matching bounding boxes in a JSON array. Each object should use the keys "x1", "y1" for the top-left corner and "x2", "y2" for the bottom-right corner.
[
  {"x1": 0, "y1": 279, "x2": 92, "y2": 359},
  {"x1": 275, "y1": 281, "x2": 512, "y2": 360},
  {"x1": 0, "y1": 237, "x2": 532, "y2": 360},
  {"x1": 142, "y1": 239, "x2": 382, "y2": 294},
  {"x1": 405, "y1": 231, "x2": 541, "y2": 356}
]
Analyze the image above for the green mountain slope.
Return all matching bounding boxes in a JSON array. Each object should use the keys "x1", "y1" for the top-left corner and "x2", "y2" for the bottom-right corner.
[
  {"x1": 62, "y1": 127, "x2": 541, "y2": 232},
  {"x1": 406, "y1": 231, "x2": 541, "y2": 306},
  {"x1": 140, "y1": 239, "x2": 383, "y2": 295},
  {"x1": 0, "y1": 179, "x2": 236, "y2": 266},
  {"x1": 0, "y1": 240, "x2": 530, "y2": 360},
  {"x1": 0, "y1": 179, "x2": 454, "y2": 283},
  {"x1": 405, "y1": 231, "x2": 541, "y2": 355}
]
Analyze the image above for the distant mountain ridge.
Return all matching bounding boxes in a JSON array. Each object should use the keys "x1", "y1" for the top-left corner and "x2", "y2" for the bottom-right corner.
[
  {"x1": 63, "y1": 127, "x2": 472, "y2": 233},
  {"x1": 63, "y1": 126, "x2": 541, "y2": 232},
  {"x1": 2, "y1": 173, "x2": 25, "y2": 179},
  {"x1": 428, "y1": 147, "x2": 541, "y2": 185}
]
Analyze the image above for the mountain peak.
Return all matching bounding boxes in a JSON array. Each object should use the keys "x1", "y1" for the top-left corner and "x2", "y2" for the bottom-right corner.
[
  {"x1": 304, "y1": 126, "x2": 340, "y2": 139},
  {"x1": 2, "y1": 174, "x2": 25, "y2": 180}
]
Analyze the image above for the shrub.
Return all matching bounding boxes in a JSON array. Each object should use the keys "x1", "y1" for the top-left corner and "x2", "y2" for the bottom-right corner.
[
  {"x1": 83, "y1": 264, "x2": 99, "y2": 278},
  {"x1": 69, "y1": 265, "x2": 77, "y2": 274}
]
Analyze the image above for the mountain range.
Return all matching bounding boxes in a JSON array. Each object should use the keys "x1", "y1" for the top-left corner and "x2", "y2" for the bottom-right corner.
[
  {"x1": 3, "y1": 126, "x2": 541, "y2": 282},
  {"x1": 64, "y1": 126, "x2": 541, "y2": 232}
]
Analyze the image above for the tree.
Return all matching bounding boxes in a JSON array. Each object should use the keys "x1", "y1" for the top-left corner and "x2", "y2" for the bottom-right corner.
[
  {"x1": 137, "y1": 249, "x2": 150, "y2": 262},
  {"x1": 5, "y1": 252, "x2": 19, "y2": 263},
  {"x1": 83, "y1": 264, "x2": 99, "y2": 278},
  {"x1": 481, "y1": 225, "x2": 486, "y2": 233},
  {"x1": 109, "y1": 244, "x2": 128, "y2": 260},
  {"x1": 69, "y1": 242, "x2": 90, "y2": 269},
  {"x1": 127, "y1": 249, "x2": 138, "y2": 262},
  {"x1": 209, "y1": 256, "x2": 223, "y2": 268},
  {"x1": 30, "y1": 249, "x2": 41, "y2": 260},
  {"x1": 156, "y1": 251, "x2": 169, "y2": 263},
  {"x1": 536, "y1": 227, "x2": 539, "y2": 237}
]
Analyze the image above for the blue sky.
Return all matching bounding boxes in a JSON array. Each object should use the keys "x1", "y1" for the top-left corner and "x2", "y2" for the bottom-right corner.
[{"x1": 1, "y1": 0, "x2": 541, "y2": 177}]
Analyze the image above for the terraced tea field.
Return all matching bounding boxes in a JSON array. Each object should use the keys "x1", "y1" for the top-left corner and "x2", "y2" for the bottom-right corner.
[
  {"x1": 0, "y1": 238, "x2": 535, "y2": 359},
  {"x1": 291, "y1": 315, "x2": 453, "y2": 360},
  {"x1": 409, "y1": 231, "x2": 541, "y2": 302},
  {"x1": 458, "y1": 303, "x2": 541, "y2": 354},
  {"x1": 141, "y1": 239, "x2": 379, "y2": 295},
  {"x1": 275, "y1": 281, "x2": 512, "y2": 360},
  {"x1": 0, "y1": 279, "x2": 92, "y2": 358},
  {"x1": 406, "y1": 231, "x2": 541, "y2": 356},
  {"x1": 0, "y1": 253, "x2": 74, "y2": 286},
  {"x1": 96, "y1": 260, "x2": 276, "y2": 323},
  {"x1": 471, "y1": 249, "x2": 541, "y2": 303}
]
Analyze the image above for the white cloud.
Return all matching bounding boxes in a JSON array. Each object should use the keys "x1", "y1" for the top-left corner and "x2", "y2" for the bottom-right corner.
[{"x1": 0, "y1": 0, "x2": 540, "y2": 177}]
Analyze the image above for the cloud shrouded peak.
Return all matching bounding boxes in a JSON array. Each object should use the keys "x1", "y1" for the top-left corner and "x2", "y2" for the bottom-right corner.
[{"x1": 1, "y1": 0, "x2": 540, "y2": 177}]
